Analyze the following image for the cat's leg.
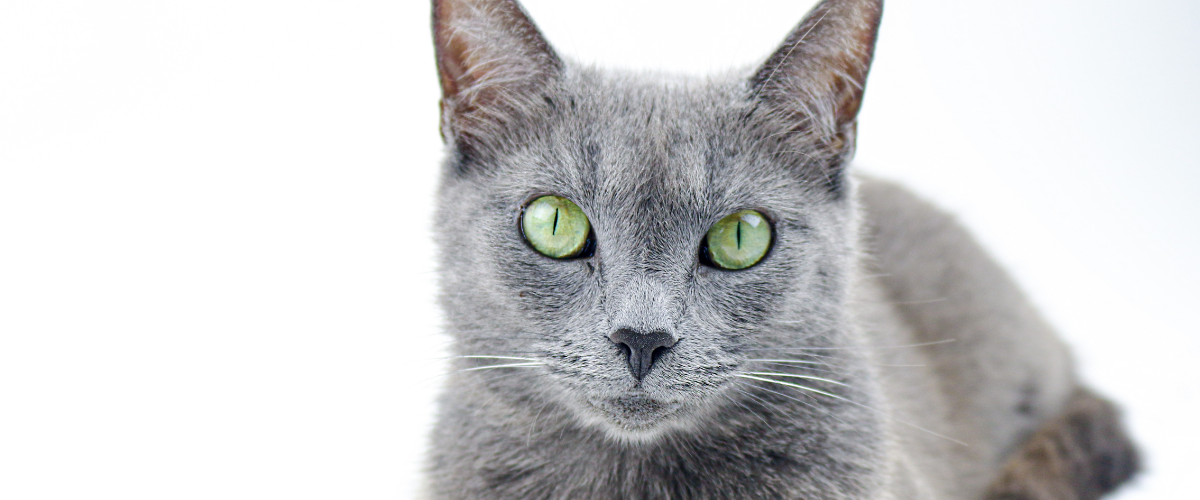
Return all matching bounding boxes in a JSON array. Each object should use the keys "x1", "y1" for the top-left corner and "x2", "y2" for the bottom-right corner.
[{"x1": 984, "y1": 388, "x2": 1140, "y2": 500}]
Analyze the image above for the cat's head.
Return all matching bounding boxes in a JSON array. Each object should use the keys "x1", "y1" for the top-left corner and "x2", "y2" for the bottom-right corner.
[{"x1": 431, "y1": 0, "x2": 882, "y2": 441}]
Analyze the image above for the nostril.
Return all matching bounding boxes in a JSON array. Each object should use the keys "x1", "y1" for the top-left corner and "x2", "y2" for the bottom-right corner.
[
  {"x1": 608, "y1": 328, "x2": 678, "y2": 382},
  {"x1": 650, "y1": 345, "x2": 668, "y2": 367},
  {"x1": 615, "y1": 342, "x2": 631, "y2": 360}
]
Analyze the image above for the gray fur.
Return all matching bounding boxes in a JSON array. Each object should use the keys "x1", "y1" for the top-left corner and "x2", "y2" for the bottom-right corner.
[{"x1": 423, "y1": 0, "x2": 1136, "y2": 498}]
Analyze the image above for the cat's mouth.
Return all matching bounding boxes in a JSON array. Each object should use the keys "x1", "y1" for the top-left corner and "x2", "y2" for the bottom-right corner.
[{"x1": 587, "y1": 393, "x2": 684, "y2": 432}]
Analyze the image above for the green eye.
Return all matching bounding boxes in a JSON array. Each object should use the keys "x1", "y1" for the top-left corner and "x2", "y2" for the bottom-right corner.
[
  {"x1": 705, "y1": 210, "x2": 772, "y2": 270},
  {"x1": 521, "y1": 195, "x2": 592, "y2": 259}
]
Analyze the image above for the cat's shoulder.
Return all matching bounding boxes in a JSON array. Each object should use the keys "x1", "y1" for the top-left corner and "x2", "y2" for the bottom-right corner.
[
  {"x1": 853, "y1": 173, "x2": 1024, "y2": 300},
  {"x1": 854, "y1": 174, "x2": 964, "y2": 258}
]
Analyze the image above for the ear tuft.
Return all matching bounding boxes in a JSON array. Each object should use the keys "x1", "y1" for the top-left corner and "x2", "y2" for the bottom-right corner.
[
  {"x1": 433, "y1": 0, "x2": 561, "y2": 144},
  {"x1": 751, "y1": 0, "x2": 883, "y2": 143}
]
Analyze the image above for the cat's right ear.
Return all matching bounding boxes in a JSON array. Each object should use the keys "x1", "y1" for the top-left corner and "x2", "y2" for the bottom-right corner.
[
  {"x1": 748, "y1": 0, "x2": 883, "y2": 192},
  {"x1": 432, "y1": 0, "x2": 561, "y2": 146}
]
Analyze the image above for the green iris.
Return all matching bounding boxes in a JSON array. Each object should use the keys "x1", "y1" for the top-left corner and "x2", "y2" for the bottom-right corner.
[
  {"x1": 522, "y1": 195, "x2": 591, "y2": 259},
  {"x1": 705, "y1": 210, "x2": 772, "y2": 270}
]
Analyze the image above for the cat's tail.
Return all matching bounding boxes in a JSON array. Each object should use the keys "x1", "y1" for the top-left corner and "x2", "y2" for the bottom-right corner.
[{"x1": 984, "y1": 387, "x2": 1140, "y2": 500}]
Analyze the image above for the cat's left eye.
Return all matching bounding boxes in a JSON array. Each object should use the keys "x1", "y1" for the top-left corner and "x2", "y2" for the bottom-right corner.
[{"x1": 702, "y1": 210, "x2": 772, "y2": 270}]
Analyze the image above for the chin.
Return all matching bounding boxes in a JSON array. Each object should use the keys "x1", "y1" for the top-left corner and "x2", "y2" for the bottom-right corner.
[{"x1": 578, "y1": 393, "x2": 697, "y2": 443}]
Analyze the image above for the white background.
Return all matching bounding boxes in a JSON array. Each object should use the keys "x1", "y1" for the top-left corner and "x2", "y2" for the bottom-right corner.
[{"x1": 1, "y1": 0, "x2": 1196, "y2": 498}]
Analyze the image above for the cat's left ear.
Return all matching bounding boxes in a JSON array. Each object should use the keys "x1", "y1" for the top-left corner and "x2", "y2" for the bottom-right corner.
[
  {"x1": 750, "y1": 0, "x2": 883, "y2": 160},
  {"x1": 433, "y1": 0, "x2": 561, "y2": 146}
]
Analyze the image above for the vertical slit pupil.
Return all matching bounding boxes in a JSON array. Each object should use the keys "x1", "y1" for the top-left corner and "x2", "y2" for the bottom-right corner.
[
  {"x1": 736, "y1": 220, "x2": 742, "y2": 249},
  {"x1": 552, "y1": 208, "x2": 560, "y2": 236}
]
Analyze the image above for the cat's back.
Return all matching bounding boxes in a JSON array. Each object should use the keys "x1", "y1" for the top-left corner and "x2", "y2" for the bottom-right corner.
[
  {"x1": 851, "y1": 175, "x2": 1079, "y2": 496},
  {"x1": 854, "y1": 174, "x2": 1077, "y2": 422}
]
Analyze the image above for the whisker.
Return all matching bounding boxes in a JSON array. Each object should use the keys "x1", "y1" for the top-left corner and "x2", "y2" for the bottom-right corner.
[
  {"x1": 735, "y1": 373, "x2": 846, "y2": 401},
  {"x1": 526, "y1": 400, "x2": 551, "y2": 448},
  {"x1": 744, "y1": 339, "x2": 957, "y2": 352},
  {"x1": 752, "y1": 362, "x2": 847, "y2": 377},
  {"x1": 451, "y1": 355, "x2": 540, "y2": 362},
  {"x1": 740, "y1": 382, "x2": 855, "y2": 429},
  {"x1": 419, "y1": 362, "x2": 543, "y2": 384},
  {"x1": 725, "y1": 391, "x2": 777, "y2": 432},
  {"x1": 747, "y1": 358, "x2": 824, "y2": 366},
  {"x1": 438, "y1": 330, "x2": 545, "y2": 338},
  {"x1": 443, "y1": 346, "x2": 548, "y2": 356},
  {"x1": 751, "y1": 357, "x2": 923, "y2": 370},
  {"x1": 460, "y1": 362, "x2": 544, "y2": 372},
  {"x1": 750, "y1": 351, "x2": 846, "y2": 371},
  {"x1": 743, "y1": 371, "x2": 850, "y2": 388},
  {"x1": 733, "y1": 373, "x2": 967, "y2": 447}
]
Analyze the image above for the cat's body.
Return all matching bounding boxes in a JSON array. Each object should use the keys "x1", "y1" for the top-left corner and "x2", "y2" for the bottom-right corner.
[{"x1": 423, "y1": 1, "x2": 1138, "y2": 498}]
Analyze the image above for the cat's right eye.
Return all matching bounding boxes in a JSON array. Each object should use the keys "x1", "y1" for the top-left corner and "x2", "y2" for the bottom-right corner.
[{"x1": 521, "y1": 195, "x2": 592, "y2": 259}]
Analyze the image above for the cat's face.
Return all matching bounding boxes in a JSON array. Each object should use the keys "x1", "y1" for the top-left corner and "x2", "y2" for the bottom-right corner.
[
  {"x1": 437, "y1": 75, "x2": 853, "y2": 438},
  {"x1": 432, "y1": 0, "x2": 881, "y2": 440}
]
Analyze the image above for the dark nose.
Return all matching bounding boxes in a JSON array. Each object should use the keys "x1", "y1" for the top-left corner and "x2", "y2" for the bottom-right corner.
[{"x1": 609, "y1": 329, "x2": 678, "y2": 382}]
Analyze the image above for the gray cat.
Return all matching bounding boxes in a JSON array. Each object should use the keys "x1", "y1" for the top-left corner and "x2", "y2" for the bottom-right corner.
[{"x1": 422, "y1": 0, "x2": 1139, "y2": 498}]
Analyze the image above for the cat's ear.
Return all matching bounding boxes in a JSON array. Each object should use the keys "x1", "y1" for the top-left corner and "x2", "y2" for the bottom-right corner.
[
  {"x1": 433, "y1": 0, "x2": 561, "y2": 145},
  {"x1": 750, "y1": 0, "x2": 883, "y2": 157}
]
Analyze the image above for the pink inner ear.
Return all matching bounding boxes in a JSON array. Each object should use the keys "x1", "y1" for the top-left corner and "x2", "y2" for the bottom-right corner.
[
  {"x1": 432, "y1": 0, "x2": 561, "y2": 138},
  {"x1": 433, "y1": 0, "x2": 475, "y2": 100},
  {"x1": 436, "y1": 39, "x2": 466, "y2": 100}
]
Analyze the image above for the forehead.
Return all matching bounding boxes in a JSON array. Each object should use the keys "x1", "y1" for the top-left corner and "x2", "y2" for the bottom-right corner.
[{"x1": 503, "y1": 71, "x2": 806, "y2": 222}]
